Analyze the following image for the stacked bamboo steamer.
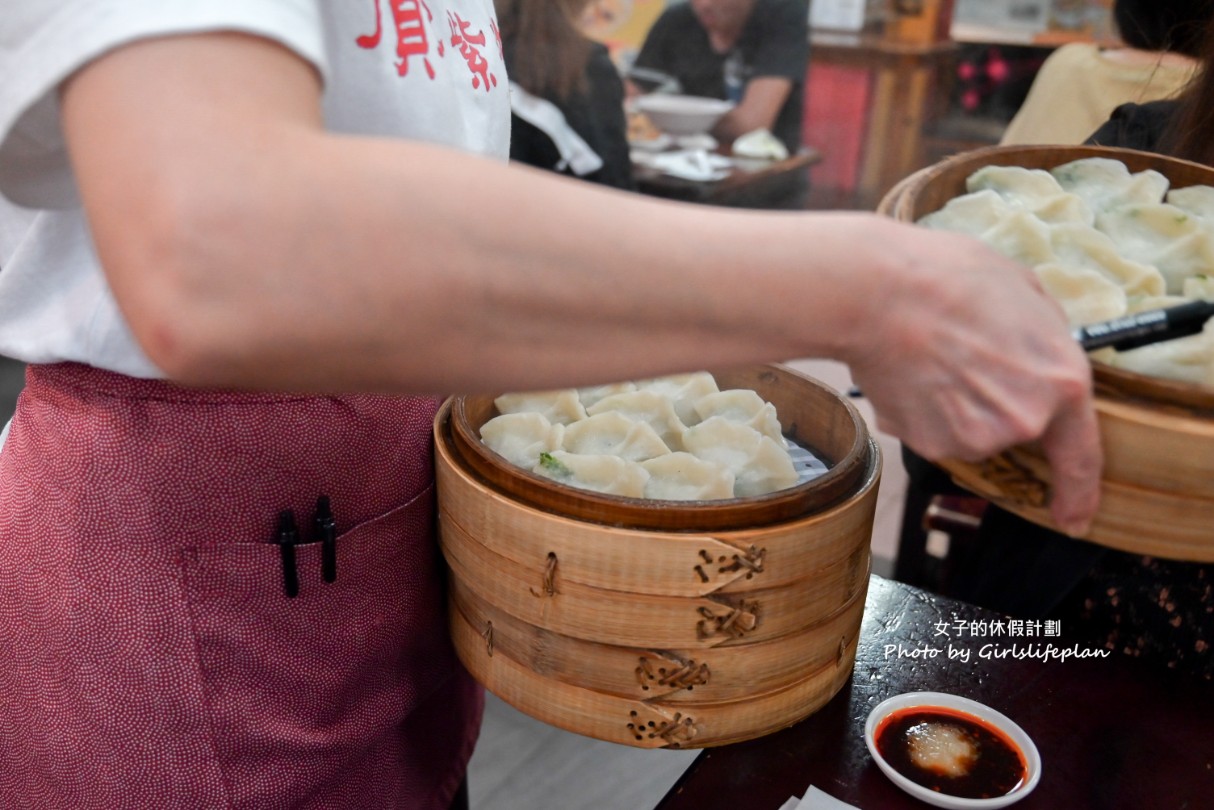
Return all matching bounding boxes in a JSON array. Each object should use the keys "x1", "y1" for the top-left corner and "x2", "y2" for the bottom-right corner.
[
  {"x1": 880, "y1": 144, "x2": 1214, "y2": 561},
  {"x1": 434, "y1": 365, "x2": 881, "y2": 748}
]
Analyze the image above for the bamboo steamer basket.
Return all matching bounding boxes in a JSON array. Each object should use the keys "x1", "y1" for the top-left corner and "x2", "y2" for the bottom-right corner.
[
  {"x1": 880, "y1": 144, "x2": 1214, "y2": 560},
  {"x1": 434, "y1": 364, "x2": 881, "y2": 748}
]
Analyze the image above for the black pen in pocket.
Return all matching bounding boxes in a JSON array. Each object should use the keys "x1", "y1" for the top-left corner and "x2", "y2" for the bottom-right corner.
[
  {"x1": 277, "y1": 509, "x2": 301, "y2": 598},
  {"x1": 314, "y1": 495, "x2": 338, "y2": 584}
]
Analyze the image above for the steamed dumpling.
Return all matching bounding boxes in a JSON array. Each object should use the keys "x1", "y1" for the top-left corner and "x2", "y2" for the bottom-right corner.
[
  {"x1": 635, "y1": 372, "x2": 720, "y2": 426},
  {"x1": 692, "y1": 389, "x2": 784, "y2": 444},
  {"x1": 967, "y1": 165, "x2": 1093, "y2": 225},
  {"x1": 682, "y1": 417, "x2": 798, "y2": 497},
  {"x1": 981, "y1": 211, "x2": 1057, "y2": 267},
  {"x1": 1126, "y1": 294, "x2": 1191, "y2": 314},
  {"x1": 1051, "y1": 157, "x2": 1169, "y2": 212},
  {"x1": 640, "y1": 453, "x2": 736, "y2": 501},
  {"x1": 1033, "y1": 262, "x2": 1127, "y2": 326},
  {"x1": 1048, "y1": 224, "x2": 1166, "y2": 298},
  {"x1": 918, "y1": 189, "x2": 1014, "y2": 237},
  {"x1": 1108, "y1": 317, "x2": 1214, "y2": 386},
  {"x1": 1183, "y1": 274, "x2": 1214, "y2": 300},
  {"x1": 587, "y1": 390, "x2": 688, "y2": 451},
  {"x1": 1167, "y1": 185, "x2": 1214, "y2": 220},
  {"x1": 967, "y1": 165, "x2": 1064, "y2": 202},
  {"x1": 1097, "y1": 204, "x2": 1214, "y2": 294},
  {"x1": 486, "y1": 371, "x2": 805, "y2": 500},
  {"x1": 577, "y1": 381, "x2": 637, "y2": 409},
  {"x1": 480, "y1": 412, "x2": 566, "y2": 469},
  {"x1": 562, "y1": 412, "x2": 671, "y2": 462},
  {"x1": 532, "y1": 451, "x2": 650, "y2": 498},
  {"x1": 494, "y1": 389, "x2": 587, "y2": 425}
]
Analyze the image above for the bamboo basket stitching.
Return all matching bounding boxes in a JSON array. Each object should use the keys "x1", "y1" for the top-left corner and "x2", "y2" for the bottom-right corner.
[
  {"x1": 627, "y1": 710, "x2": 699, "y2": 746},
  {"x1": 717, "y1": 545, "x2": 765, "y2": 578},
  {"x1": 980, "y1": 453, "x2": 1049, "y2": 508},
  {"x1": 635, "y1": 655, "x2": 712, "y2": 693},
  {"x1": 529, "y1": 551, "x2": 559, "y2": 598},
  {"x1": 696, "y1": 599, "x2": 760, "y2": 640}
]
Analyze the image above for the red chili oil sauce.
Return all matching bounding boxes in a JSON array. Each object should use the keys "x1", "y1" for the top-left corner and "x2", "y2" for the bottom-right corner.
[{"x1": 875, "y1": 706, "x2": 1027, "y2": 799}]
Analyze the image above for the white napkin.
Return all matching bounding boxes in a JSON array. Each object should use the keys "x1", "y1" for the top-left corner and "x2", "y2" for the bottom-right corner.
[
  {"x1": 783, "y1": 785, "x2": 861, "y2": 809},
  {"x1": 508, "y1": 82, "x2": 604, "y2": 177},
  {"x1": 675, "y1": 133, "x2": 719, "y2": 151},
  {"x1": 644, "y1": 149, "x2": 732, "y2": 182},
  {"x1": 732, "y1": 128, "x2": 789, "y2": 161}
]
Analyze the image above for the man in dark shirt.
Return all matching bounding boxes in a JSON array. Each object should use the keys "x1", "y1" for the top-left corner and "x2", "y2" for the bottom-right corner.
[{"x1": 633, "y1": 0, "x2": 809, "y2": 154}]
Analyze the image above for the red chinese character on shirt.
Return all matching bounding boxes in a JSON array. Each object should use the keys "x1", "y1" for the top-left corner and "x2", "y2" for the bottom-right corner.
[
  {"x1": 356, "y1": 0, "x2": 438, "y2": 80},
  {"x1": 447, "y1": 11, "x2": 498, "y2": 92}
]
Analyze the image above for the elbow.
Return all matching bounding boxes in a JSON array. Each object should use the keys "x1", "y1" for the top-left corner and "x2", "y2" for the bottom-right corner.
[
  {"x1": 124, "y1": 296, "x2": 221, "y2": 386},
  {"x1": 98, "y1": 178, "x2": 257, "y2": 386}
]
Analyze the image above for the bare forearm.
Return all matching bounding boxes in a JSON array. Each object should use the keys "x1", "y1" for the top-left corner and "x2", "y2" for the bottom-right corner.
[
  {"x1": 60, "y1": 32, "x2": 1103, "y2": 530},
  {"x1": 713, "y1": 76, "x2": 792, "y2": 145},
  {"x1": 64, "y1": 34, "x2": 861, "y2": 394},
  {"x1": 100, "y1": 124, "x2": 869, "y2": 394}
]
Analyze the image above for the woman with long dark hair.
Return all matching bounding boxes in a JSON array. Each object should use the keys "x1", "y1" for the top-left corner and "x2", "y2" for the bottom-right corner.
[
  {"x1": 1001, "y1": 0, "x2": 1213, "y2": 146},
  {"x1": 496, "y1": 0, "x2": 633, "y2": 189}
]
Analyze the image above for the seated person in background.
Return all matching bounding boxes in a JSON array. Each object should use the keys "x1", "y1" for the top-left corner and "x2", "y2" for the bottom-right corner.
[
  {"x1": 497, "y1": 0, "x2": 633, "y2": 190},
  {"x1": 999, "y1": 0, "x2": 1210, "y2": 146},
  {"x1": 631, "y1": 0, "x2": 809, "y2": 154}
]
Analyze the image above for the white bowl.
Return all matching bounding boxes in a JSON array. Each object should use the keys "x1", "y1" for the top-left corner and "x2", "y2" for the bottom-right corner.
[
  {"x1": 864, "y1": 692, "x2": 1041, "y2": 809},
  {"x1": 633, "y1": 94, "x2": 735, "y2": 137}
]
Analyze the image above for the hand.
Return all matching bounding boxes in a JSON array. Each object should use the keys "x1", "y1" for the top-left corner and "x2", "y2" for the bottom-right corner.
[{"x1": 844, "y1": 219, "x2": 1102, "y2": 535}]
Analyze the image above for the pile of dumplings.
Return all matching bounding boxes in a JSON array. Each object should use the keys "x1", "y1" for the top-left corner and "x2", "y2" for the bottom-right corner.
[
  {"x1": 479, "y1": 372, "x2": 825, "y2": 501},
  {"x1": 919, "y1": 157, "x2": 1214, "y2": 386}
]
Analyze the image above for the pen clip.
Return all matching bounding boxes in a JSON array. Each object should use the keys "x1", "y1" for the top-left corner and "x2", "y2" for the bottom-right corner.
[
  {"x1": 315, "y1": 495, "x2": 338, "y2": 584},
  {"x1": 277, "y1": 509, "x2": 301, "y2": 599}
]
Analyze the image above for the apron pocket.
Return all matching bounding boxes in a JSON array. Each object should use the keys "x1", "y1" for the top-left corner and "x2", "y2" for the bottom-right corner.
[{"x1": 179, "y1": 485, "x2": 456, "y2": 807}]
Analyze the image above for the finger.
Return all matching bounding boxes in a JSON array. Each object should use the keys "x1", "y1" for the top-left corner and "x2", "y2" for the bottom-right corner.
[{"x1": 1039, "y1": 392, "x2": 1103, "y2": 537}]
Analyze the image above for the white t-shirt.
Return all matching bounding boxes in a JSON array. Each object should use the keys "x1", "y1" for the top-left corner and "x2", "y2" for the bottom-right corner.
[{"x1": 0, "y1": 0, "x2": 511, "y2": 377}]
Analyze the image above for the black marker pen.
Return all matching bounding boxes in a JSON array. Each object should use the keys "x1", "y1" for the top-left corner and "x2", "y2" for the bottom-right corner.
[
  {"x1": 314, "y1": 495, "x2": 338, "y2": 584},
  {"x1": 1073, "y1": 300, "x2": 1214, "y2": 352},
  {"x1": 277, "y1": 509, "x2": 301, "y2": 599}
]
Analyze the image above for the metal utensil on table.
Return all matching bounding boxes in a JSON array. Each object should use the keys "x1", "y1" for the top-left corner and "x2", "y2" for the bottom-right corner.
[{"x1": 626, "y1": 66, "x2": 682, "y2": 95}]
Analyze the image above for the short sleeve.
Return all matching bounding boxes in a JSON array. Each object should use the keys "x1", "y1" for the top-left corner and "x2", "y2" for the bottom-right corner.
[
  {"x1": 748, "y1": 0, "x2": 808, "y2": 81},
  {"x1": 0, "y1": 0, "x2": 328, "y2": 209},
  {"x1": 632, "y1": 10, "x2": 679, "y2": 75}
]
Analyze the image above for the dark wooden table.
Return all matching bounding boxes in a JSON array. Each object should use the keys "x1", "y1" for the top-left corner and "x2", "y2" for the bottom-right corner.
[
  {"x1": 633, "y1": 148, "x2": 822, "y2": 209},
  {"x1": 656, "y1": 575, "x2": 1214, "y2": 810}
]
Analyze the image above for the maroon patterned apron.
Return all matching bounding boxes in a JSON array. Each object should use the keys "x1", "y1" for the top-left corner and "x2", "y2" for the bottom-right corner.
[{"x1": 0, "y1": 363, "x2": 481, "y2": 809}]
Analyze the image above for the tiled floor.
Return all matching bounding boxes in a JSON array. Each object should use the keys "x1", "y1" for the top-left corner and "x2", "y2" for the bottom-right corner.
[{"x1": 467, "y1": 693, "x2": 698, "y2": 810}]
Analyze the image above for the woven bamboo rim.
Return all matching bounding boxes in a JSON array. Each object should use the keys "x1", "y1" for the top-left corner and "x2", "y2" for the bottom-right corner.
[
  {"x1": 449, "y1": 364, "x2": 873, "y2": 530},
  {"x1": 451, "y1": 575, "x2": 867, "y2": 703},
  {"x1": 448, "y1": 588, "x2": 863, "y2": 749},
  {"x1": 435, "y1": 425, "x2": 881, "y2": 598},
  {"x1": 881, "y1": 144, "x2": 1214, "y2": 558}
]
